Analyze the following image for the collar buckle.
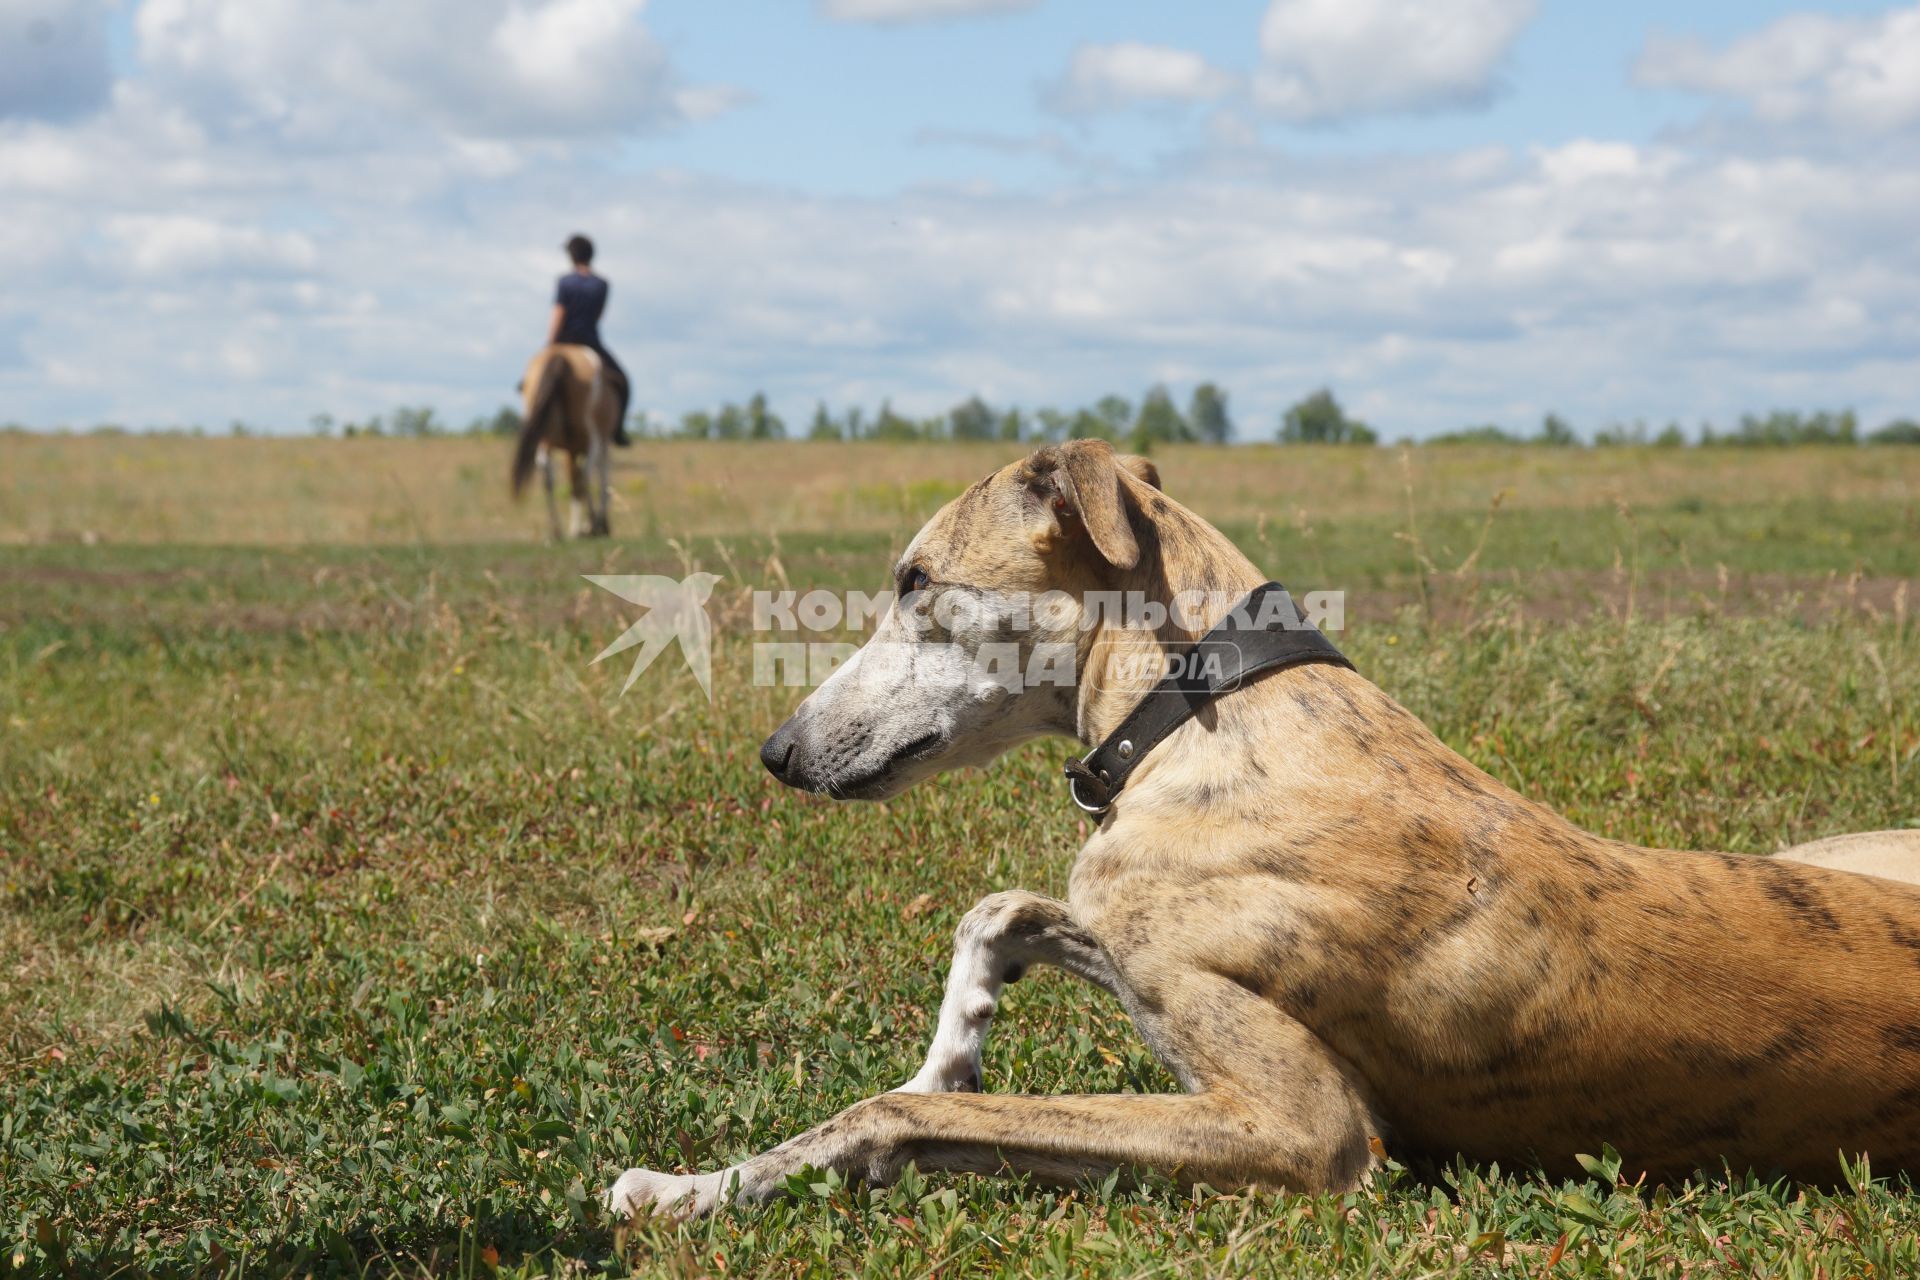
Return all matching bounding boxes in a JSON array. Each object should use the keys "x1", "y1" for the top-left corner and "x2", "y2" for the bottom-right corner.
[{"x1": 1063, "y1": 756, "x2": 1112, "y2": 815}]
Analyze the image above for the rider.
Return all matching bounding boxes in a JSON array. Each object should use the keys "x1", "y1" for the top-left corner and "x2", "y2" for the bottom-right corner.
[{"x1": 548, "y1": 233, "x2": 631, "y2": 446}]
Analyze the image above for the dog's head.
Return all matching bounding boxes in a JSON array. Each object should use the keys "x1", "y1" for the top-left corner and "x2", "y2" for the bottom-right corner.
[{"x1": 759, "y1": 439, "x2": 1164, "y2": 799}]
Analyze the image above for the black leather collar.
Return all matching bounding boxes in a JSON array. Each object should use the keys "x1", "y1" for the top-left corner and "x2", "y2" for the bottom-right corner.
[{"x1": 1063, "y1": 582, "x2": 1354, "y2": 815}]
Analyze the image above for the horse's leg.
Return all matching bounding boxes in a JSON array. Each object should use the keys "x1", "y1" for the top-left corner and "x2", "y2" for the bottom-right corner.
[
  {"x1": 568, "y1": 452, "x2": 589, "y2": 538},
  {"x1": 590, "y1": 432, "x2": 611, "y2": 537},
  {"x1": 540, "y1": 445, "x2": 561, "y2": 543}
]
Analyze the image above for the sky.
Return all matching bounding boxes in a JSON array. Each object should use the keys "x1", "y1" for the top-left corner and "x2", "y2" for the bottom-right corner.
[{"x1": 2, "y1": 0, "x2": 1917, "y2": 439}]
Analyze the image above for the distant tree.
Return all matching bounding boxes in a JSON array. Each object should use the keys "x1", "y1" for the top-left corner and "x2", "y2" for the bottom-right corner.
[
  {"x1": 1721, "y1": 409, "x2": 1856, "y2": 446},
  {"x1": 997, "y1": 408, "x2": 1026, "y2": 442},
  {"x1": 310, "y1": 412, "x2": 336, "y2": 437},
  {"x1": 1536, "y1": 413, "x2": 1577, "y2": 447},
  {"x1": 1094, "y1": 395, "x2": 1132, "y2": 438},
  {"x1": 747, "y1": 392, "x2": 785, "y2": 440},
  {"x1": 714, "y1": 403, "x2": 747, "y2": 440},
  {"x1": 808, "y1": 401, "x2": 841, "y2": 441},
  {"x1": 391, "y1": 406, "x2": 441, "y2": 437},
  {"x1": 1870, "y1": 418, "x2": 1920, "y2": 444},
  {"x1": 1653, "y1": 421, "x2": 1688, "y2": 448},
  {"x1": 487, "y1": 406, "x2": 523, "y2": 437},
  {"x1": 678, "y1": 409, "x2": 714, "y2": 440},
  {"x1": 948, "y1": 395, "x2": 996, "y2": 441},
  {"x1": 1070, "y1": 407, "x2": 1116, "y2": 441},
  {"x1": 1427, "y1": 424, "x2": 1520, "y2": 446},
  {"x1": 872, "y1": 400, "x2": 919, "y2": 442},
  {"x1": 1279, "y1": 389, "x2": 1376, "y2": 445},
  {"x1": 1592, "y1": 420, "x2": 1650, "y2": 447},
  {"x1": 1130, "y1": 384, "x2": 1191, "y2": 452},
  {"x1": 1034, "y1": 407, "x2": 1071, "y2": 442},
  {"x1": 1188, "y1": 382, "x2": 1232, "y2": 444},
  {"x1": 842, "y1": 405, "x2": 867, "y2": 440}
]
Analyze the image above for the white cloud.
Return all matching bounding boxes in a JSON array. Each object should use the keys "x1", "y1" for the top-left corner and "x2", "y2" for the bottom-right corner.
[
  {"x1": 8, "y1": 94, "x2": 1919, "y2": 437},
  {"x1": 490, "y1": 0, "x2": 655, "y2": 97},
  {"x1": 106, "y1": 215, "x2": 318, "y2": 279},
  {"x1": 817, "y1": 0, "x2": 1036, "y2": 22},
  {"x1": 1045, "y1": 42, "x2": 1236, "y2": 115},
  {"x1": 1534, "y1": 139, "x2": 1647, "y2": 185},
  {"x1": 0, "y1": 0, "x2": 112, "y2": 119},
  {"x1": 1, "y1": 0, "x2": 1917, "y2": 438},
  {"x1": 134, "y1": 0, "x2": 733, "y2": 140},
  {"x1": 1638, "y1": 6, "x2": 1920, "y2": 133},
  {"x1": 0, "y1": 129, "x2": 91, "y2": 191},
  {"x1": 1255, "y1": 0, "x2": 1537, "y2": 122}
]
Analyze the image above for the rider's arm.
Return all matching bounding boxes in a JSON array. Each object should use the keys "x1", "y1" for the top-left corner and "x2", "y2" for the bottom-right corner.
[{"x1": 547, "y1": 303, "x2": 565, "y2": 346}]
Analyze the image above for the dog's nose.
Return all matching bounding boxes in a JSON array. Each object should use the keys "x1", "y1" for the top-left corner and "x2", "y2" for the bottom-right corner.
[{"x1": 760, "y1": 721, "x2": 799, "y2": 782}]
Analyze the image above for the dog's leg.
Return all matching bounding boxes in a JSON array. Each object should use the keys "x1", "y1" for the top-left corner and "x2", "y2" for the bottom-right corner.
[
  {"x1": 896, "y1": 891, "x2": 1119, "y2": 1095},
  {"x1": 607, "y1": 974, "x2": 1379, "y2": 1219}
]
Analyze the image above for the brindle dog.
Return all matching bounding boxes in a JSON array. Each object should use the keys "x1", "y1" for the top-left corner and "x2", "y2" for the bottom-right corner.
[{"x1": 607, "y1": 439, "x2": 1920, "y2": 1218}]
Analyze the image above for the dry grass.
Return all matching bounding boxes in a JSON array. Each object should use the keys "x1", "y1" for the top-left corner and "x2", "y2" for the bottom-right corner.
[
  {"x1": 3, "y1": 434, "x2": 1919, "y2": 1275},
  {"x1": 5, "y1": 433, "x2": 1918, "y2": 545}
]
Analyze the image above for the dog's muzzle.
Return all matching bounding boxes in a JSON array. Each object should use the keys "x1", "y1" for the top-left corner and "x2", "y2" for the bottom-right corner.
[{"x1": 760, "y1": 719, "x2": 800, "y2": 783}]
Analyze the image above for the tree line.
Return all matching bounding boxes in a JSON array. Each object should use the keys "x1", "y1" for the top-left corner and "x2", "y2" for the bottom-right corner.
[
  {"x1": 1420, "y1": 407, "x2": 1919, "y2": 448},
  {"x1": 567, "y1": 386, "x2": 1920, "y2": 449},
  {"x1": 654, "y1": 383, "x2": 1234, "y2": 448},
  {"x1": 20, "y1": 386, "x2": 1919, "y2": 447}
]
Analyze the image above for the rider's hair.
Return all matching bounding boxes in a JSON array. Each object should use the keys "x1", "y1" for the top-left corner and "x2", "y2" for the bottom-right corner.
[{"x1": 565, "y1": 234, "x2": 594, "y2": 265}]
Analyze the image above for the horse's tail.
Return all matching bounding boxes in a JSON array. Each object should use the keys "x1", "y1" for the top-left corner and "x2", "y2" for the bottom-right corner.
[{"x1": 512, "y1": 352, "x2": 567, "y2": 498}]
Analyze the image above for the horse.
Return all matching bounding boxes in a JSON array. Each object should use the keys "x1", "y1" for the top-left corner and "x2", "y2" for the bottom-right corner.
[{"x1": 510, "y1": 344, "x2": 624, "y2": 539}]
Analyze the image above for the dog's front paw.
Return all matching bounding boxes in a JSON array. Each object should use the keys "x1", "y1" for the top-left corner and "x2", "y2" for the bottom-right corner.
[{"x1": 603, "y1": 1168, "x2": 720, "y2": 1221}]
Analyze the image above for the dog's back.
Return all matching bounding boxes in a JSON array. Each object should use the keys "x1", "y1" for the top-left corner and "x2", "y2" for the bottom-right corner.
[
  {"x1": 1777, "y1": 829, "x2": 1920, "y2": 887},
  {"x1": 1079, "y1": 660, "x2": 1920, "y2": 1184},
  {"x1": 1403, "y1": 838, "x2": 1920, "y2": 1181}
]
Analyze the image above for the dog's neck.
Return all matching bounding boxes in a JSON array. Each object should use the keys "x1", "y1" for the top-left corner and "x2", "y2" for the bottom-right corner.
[{"x1": 1073, "y1": 494, "x2": 1269, "y2": 745}]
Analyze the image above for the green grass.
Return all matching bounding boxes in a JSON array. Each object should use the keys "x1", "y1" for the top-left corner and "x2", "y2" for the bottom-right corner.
[{"x1": 3, "y1": 461, "x2": 1919, "y2": 1276}]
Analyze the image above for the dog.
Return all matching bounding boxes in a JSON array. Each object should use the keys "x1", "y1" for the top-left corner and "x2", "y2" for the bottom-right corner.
[{"x1": 607, "y1": 438, "x2": 1920, "y2": 1219}]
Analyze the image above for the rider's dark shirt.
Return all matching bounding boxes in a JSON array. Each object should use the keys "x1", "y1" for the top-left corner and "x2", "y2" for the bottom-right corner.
[{"x1": 555, "y1": 272, "x2": 608, "y2": 346}]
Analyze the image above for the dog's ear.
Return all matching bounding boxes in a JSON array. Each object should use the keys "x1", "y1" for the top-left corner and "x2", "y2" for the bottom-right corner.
[
  {"x1": 1025, "y1": 440, "x2": 1142, "y2": 570},
  {"x1": 1116, "y1": 454, "x2": 1161, "y2": 491}
]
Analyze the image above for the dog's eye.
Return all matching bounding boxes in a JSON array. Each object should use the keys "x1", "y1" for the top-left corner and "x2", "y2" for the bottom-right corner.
[{"x1": 904, "y1": 566, "x2": 931, "y2": 595}]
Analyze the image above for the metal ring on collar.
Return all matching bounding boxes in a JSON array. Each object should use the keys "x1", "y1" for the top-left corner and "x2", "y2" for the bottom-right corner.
[{"x1": 1067, "y1": 772, "x2": 1112, "y2": 815}]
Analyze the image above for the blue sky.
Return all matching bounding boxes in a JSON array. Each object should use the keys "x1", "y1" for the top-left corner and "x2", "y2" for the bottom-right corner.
[
  {"x1": 637, "y1": 0, "x2": 1887, "y2": 190},
  {"x1": 4, "y1": 0, "x2": 1918, "y2": 438}
]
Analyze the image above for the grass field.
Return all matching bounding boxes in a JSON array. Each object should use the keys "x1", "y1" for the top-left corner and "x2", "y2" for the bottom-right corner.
[{"x1": 3, "y1": 438, "x2": 1918, "y2": 1277}]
